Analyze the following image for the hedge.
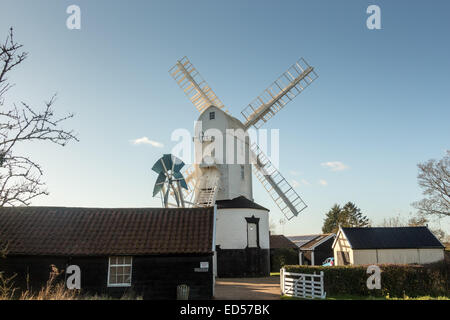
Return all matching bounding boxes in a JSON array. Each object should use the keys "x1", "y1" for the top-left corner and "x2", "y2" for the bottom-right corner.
[{"x1": 283, "y1": 261, "x2": 450, "y2": 298}]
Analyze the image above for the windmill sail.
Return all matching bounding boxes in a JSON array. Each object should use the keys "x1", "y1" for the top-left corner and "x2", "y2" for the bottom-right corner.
[
  {"x1": 169, "y1": 56, "x2": 225, "y2": 113},
  {"x1": 241, "y1": 58, "x2": 318, "y2": 129},
  {"x1": 250, "y1": 143, "x2": 307, "y2": 220}
]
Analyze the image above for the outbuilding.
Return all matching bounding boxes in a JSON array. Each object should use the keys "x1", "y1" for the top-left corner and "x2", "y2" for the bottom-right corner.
[
  {"x1": 269, "y1": 235, "x2": 299, "y2": 272},
  {"x1": 298, "y1": 234, "x2": 335, "y2": 266},
  {"x1": 332, "y1": 226, "x2": 445, "y2": 266},
  {"x1": 287, "y1": 234, "x2": 335, "y2": 266},
  {"x1": 0, "y1": 206, "x2": 216, "y2": 299},
  {"x1": 214, "y1": 196, "x2": 270, "y2": 277}
]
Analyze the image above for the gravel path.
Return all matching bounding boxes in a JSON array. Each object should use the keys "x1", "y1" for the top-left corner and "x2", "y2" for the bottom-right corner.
[{"x1": 214, "y1": 277, "x2": 281, "y2": 300}]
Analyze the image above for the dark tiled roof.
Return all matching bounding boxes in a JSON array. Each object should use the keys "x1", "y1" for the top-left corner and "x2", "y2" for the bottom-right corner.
[
  {"x1": 341, "y1": 227, "x2": 444, "y2": 249},
  {"x1": 270, "y1": 235, "x2": 298, "y2": 249},
  {"x1": 216, "y1": 196, "x2": 268, "y2": 211},
  {"x1": 300, "y1": 234, "x2": 334, "y2": 250},
  {"x1": 0, "y1": 206, "x2": 215, "y2": 256},
  {"x1": 287, "y1": 234, "x2": 321, "y2": 247}
]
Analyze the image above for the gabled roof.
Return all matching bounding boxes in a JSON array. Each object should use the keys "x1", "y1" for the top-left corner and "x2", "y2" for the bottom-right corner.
[
  {"x1": 287, "y1": 234, "x2": 321, "y2": 248},
  {"x1": 216, "y1": 196, "x2": 268, "y2": 211},
  {"x1": 338, "y1": 227, "x2": 444, "y2": 250},
  {"x1": 270, "y1": 235, "x2": 298, "y2": 249},
  {"x1": 300, "y1": 234, "x2": 335, "y2": 250},
  {"x1": 0, "y1": 206, "x2": 215, "y2": 256}
]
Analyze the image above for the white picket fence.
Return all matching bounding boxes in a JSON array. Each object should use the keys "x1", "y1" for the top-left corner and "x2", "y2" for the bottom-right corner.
[{"x1": 280, "y1": 268, "x2": 326, "y2": 299}]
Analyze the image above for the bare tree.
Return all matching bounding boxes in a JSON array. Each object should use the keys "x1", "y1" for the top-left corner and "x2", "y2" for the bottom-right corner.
[
  {"x1": 379, "y1": 216, "x2": 405, "y2": 228},
  {"x1": 378, "y1": 214, "x2": 447, "y2": 242},
  {"x1": 268, "y1": 218, "x2": 277, "y2": 235},
  {"x1": 412, "y1": 151, "x2": 450, "y2": 218},
  {"x1": 0, "y1": 28, "x2": 78, "y2": 206}
]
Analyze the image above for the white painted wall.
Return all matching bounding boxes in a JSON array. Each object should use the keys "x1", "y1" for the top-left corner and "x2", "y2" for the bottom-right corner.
[
  {"x1": 196, "y1": 106, "x2": 253, "y2": 201},
  {"x1": 353, "y1": 248, "x2": 444, "y2": 265},
  {"x1": 333, "y1": 231, "x2": 354, "y2": 265},
  {"x1": 215, "y1": 208, "x2": 270, "y2": 250}
]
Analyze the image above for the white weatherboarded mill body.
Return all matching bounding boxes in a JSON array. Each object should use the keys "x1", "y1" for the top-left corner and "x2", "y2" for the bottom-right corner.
[{"x1": 161, "y1": 56, "x2": 318, "y2": 276}]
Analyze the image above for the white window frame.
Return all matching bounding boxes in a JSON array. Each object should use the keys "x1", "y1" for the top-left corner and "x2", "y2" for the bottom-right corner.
[{"x1": 107, "y1": 256, "x2": 133, "y2": 287}]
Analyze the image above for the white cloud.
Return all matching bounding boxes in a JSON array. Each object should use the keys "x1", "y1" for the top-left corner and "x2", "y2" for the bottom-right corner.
[
  {"x1": 301, "y1": 179, "x2": 310, "y2": 186},
  {"x1": 318, "y1": 179, "x2": 328, "y2": 186},
  {"x1": 130, "y1": 137, "x2": 164, "y2": 148},
  {"x1": 291, "y1": 179, "x2": 310, "y2": 188},
  {"x1": 321, "y1": 161, "x2": 349, "y2": 172}
]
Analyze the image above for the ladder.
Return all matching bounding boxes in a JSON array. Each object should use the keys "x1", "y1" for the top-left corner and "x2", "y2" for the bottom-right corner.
[
  {"x1": 193, "y1": 172, "x2": 220, "y2": 207},
  {"x1": 251, "y1": 144, "x2": 307, "y2": 220}
]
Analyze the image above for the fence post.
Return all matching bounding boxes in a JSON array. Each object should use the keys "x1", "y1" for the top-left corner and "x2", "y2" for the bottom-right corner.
[
  {"x1": 320, "y1": 271, "x2": 326, "y2": 298},
  {"x1": 294, "y1": 275, "x2": 297, "y2": 297},
  {"x1": 302, "y1": 275, "x2": 306, "y2": 298},
  {"x1": 280, "y1": 268, "x2": 284, "y2": 295}
]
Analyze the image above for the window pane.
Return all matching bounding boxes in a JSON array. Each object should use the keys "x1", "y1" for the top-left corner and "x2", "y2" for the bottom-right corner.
[
  {"x1": 108, "y1": 256, "x2": 132, "y2": 285},
  {"x1": 109, "y1": 269, "x2": 116, "y2": 284}
]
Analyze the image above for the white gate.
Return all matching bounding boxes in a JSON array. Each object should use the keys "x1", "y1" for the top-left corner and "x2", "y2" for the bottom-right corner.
[{"x1": 280, "y1": 268, "x2": 326, "y2": 299}]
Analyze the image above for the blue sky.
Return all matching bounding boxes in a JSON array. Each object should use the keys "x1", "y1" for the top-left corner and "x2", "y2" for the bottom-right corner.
[{"x1": 1, "y1": 0, "x2": 449, "y2": 235}]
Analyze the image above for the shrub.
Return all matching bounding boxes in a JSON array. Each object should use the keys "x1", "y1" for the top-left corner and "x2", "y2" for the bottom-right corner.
[
  {"x1": 271, "y1": 248, "x2": 298, "y2": 272},
  {"x1": 283, "y1": 261, "x2": 449, "y2": 298},
  {"x1": 1, "y1": 265, "x2": 143, "y2": 300},
  {"x1": 19, "y1": 265, "x2": 78, "y2": 300}
]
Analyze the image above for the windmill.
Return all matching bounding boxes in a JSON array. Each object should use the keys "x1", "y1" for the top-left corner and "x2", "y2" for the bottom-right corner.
[
  {"x1": 152, "y1": 154, "x2": 188, "y2": 208},
  {"x1": 163, "y1": 56, "x2": 318, "y2": 221}
]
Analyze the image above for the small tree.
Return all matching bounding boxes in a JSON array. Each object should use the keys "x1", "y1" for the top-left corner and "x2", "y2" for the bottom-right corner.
[
  {"x1": 322, "y1": 202, "x2": 370, "y2": 233},
  {"x1": 342, "y1": 202, "x2": 370, "y2": 228},
  {"x1": 0, "y1": 28, "x2": 78, "y2": 206},
  {"x1": 412, "y1": 151, "x2": 450, "y2": 218},
  {"x1": 322, "y1": 204, "x2": 343, "y2": 233}
]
